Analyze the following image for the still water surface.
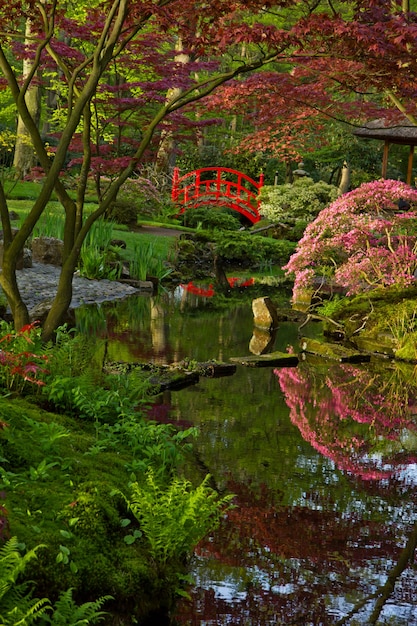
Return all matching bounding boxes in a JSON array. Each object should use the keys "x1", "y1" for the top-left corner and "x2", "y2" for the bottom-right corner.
[{"x1": 78, "y1": 288, "x2": 417, "y2": 625}]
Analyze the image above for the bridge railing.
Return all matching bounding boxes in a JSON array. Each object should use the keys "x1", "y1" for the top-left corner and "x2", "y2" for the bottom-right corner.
[{"x1": 171, "y1": 167, "x2": 264, "y2": 223}]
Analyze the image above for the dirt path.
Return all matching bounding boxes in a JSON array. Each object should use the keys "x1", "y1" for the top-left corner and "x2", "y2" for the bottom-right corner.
[{"x1": 136, "y1": 225, "x2": 185, "y2": 237}]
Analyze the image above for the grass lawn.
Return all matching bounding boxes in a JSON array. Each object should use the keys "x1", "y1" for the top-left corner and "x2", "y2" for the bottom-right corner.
[{"x1": 6, "y1": 188, "x2": 185, "y2": 268}]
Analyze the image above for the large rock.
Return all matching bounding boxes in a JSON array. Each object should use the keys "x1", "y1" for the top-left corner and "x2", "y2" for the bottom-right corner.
[
  {"x1": 32, "y1": 236, "x2": 64, "y2": 266},
  {"x1": 252, "y1": 296, "x2": 279, "y2": 330}
]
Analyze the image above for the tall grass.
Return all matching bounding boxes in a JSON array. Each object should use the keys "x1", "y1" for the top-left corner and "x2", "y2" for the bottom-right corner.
[
  {"x1": 32, "y1": 212, "x2": 65, "y2": 239},
  {"x1": 129, "y1": 240, "x2": 173, "y2": 281}
]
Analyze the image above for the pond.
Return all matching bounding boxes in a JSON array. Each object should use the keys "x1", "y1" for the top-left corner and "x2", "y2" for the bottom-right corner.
[{"x1": 77, "y1": 288, "x2": 417, "y2": 626}]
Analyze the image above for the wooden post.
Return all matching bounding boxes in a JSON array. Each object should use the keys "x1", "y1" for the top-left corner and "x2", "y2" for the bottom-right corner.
[
  {"x1": 382, "y1": 141, "x2": 389, "y2": 179},
  {"x1": 406, "y1": 145, "x2": 415, "y2": 185}
]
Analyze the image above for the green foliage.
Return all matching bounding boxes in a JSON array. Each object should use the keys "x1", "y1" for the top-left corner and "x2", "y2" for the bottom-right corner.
[
  {"x1": 212, "y1": 231, "x2": 296, "y2": 267},
  {"x1": 0, "y1": 537, "x2": 50, "y2": 625},
  {"x1": 0, "y1": 389, "x2": 197, "y2": 617},
  {"x1": 79, "y1": 246, "x2": 121, "y2": 280},
  {"x1": 120, "y1": 471, "x2": 234, "y2": 566},
  {"x1": 181, "y1": 207, "x2": 241, "y2": 231},
  {"x1": 259, "y1": 178, "x2": 338, "y2": 238},
  {"x1": 170, "y1": 230, "x2": 296, "y2": 281},
  {"x1": 99, "y1": 417, "x2": 197, "y2": 477},
  {"x1": 129, "y1": 240, "x2": 173, "y2": 281},
  {"x1": 79, "y1": 219, "x2": 122, "y2": 280},
  {"x1": 315, "y1": 295, "x2": 344, "y2": 319},
  {"x1": 32, "y1": 212, "x2": 65, "y2": 240},
  {"x1": 39, "y1": 588, "x2": 112, "y2": 625},
  {"x1": 105, "y1": 200, "x2": 138, "y2": 226}
]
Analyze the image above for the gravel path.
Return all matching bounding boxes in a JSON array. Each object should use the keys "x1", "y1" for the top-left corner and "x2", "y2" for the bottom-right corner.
[{"x1": 15, "y1": 263, "x2": 143, "y2": 316}]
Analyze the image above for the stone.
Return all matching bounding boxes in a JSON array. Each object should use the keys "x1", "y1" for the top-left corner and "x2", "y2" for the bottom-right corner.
[
  {"x1": 32, "y1": 236, "x2": 64, "y2": 266},
  {"x1": 252, "y1": 296, "x2": 279, "y2": 330},
  {"x1": 23, "y1": 248, "x2": 32, "y2": 268}
]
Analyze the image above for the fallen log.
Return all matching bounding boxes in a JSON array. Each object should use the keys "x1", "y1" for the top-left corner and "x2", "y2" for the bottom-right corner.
[
  {"x1": 300, "y1": 337, "x2": 371, "y2": 363},
  {"x1": 103, "y1": 359, "x2": 237, "y2": 392}
]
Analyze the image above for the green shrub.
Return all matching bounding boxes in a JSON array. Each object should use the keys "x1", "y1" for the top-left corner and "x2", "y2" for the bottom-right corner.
[
  {"x1": 39, "y1": 588, "x2": 112, "y2": 625},
  {"x1": 213, "y1": 231, "x2": 296, "y2": 267},
  {"x1": 105, "y1": 200, "x2": 138, "y2": 226},
  {"x1": 181, "y1": 207, "x2": 241, "y2": 231},
  {"x1": 259, "y1": 178, "x2": 338, "y2": 237}
]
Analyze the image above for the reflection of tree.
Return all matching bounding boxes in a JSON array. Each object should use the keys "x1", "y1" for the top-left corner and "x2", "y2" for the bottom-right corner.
[
  {"x1": 336, "y1": 520, "x2": 417, "y2": 626},
  {"x1": 275, "y1": 362, "x2": 417, "y2": 480},
  {"x1": 174, "y1": 480, "x2": 407, "y2": 625}
]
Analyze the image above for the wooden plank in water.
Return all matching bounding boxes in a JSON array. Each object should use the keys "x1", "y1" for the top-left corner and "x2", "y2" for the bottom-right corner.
[
  {"x1": 230, "y1": 352, "x2": 299, "y2": 368},
  {"x1": 197, "y1": 362, "x2": 237, "y2": 377},
  {"x1": 149, "y1": 371, "x2": 200, "y2": 392},
  {"x1": 300, "y1": 337, "x2": 370, "y2": 363}
]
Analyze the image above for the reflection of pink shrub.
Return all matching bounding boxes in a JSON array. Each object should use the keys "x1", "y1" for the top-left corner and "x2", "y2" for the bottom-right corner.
[
  {"x1": 283, "y1": 180, "x2": 417, "y2": 301},
  {"x1": 275, "y1": 363, "x2": 417, "y2": 480}
]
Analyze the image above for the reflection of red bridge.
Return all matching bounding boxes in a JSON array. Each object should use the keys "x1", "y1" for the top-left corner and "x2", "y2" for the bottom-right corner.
[{"x1": 172, "y1": 166, "x2": 264, "y2": 224}]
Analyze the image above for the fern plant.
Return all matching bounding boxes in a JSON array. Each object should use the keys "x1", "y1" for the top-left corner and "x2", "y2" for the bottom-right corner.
[
  {"x1": 121, "y1": 470, "x2": 234, "y2": 566},
  {"x1": 0, "y1": 537, "x2": 50, "y2": 626},
  {"x1": 39, "y1": 588, "x2": 112, "y2": 625}
]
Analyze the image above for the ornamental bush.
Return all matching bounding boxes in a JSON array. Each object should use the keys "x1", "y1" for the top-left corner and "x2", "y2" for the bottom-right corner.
[
  {"x1": 283, "y1": 179, "x2": 417, "y2": 302},
  {"x1": 259, "y1": 178, "x2": 338, "y2": 239}
]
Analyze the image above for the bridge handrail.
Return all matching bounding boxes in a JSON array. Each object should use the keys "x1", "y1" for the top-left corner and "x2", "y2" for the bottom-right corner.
[{"x1": 172, "y1": 167, "x2": 264, "y2": 223}]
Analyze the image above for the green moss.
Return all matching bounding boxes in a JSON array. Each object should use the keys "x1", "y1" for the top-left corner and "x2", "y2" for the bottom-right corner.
[{"x1": 0, "y1": 396, "x2": 187, "y2": 621}]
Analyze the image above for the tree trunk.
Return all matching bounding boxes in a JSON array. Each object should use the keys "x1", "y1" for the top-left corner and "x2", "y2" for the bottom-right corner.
[
  {"x1": 155, "y1": 39, "x2": 190, "y2": 176},
  {"x1": 13, "y1": 19, "x2": 41, "y2": 179},
  {"x1": 41, "y1": 259, "x2": 76, "y2": 342}
]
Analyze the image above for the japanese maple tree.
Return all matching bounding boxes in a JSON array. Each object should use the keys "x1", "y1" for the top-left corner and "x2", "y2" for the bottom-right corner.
[
  {"x1": 202, "y1": 0, "x2": 417, "y2": 165},
  {"x1": 0, "y1": 0, "x2": 295, "y2": 340}
]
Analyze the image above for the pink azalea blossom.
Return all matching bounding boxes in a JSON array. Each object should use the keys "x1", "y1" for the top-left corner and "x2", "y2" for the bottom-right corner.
[{"x1": 284, "y1": 180, "x2": 417, "y2": 300}]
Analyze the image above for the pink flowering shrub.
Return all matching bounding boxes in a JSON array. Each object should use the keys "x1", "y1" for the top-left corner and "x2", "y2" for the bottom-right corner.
[{"x1": 283, "y1": 179, "x2": 417, "y2": 301}]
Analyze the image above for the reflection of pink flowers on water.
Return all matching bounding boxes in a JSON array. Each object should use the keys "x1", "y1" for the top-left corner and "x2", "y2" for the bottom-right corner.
[{"x1": 275, "y1": 364, "x2": 417, "y2": 481}]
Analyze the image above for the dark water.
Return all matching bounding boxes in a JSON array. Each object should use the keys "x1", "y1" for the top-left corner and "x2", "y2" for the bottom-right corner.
[{"x1": 78, "y1": 289, "x2": 417, "y2": 626}]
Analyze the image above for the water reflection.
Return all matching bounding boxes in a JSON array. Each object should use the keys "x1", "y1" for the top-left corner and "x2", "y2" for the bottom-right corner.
[
  {"x1": 76, "y1": 295, "x2": 417, "y2": 624},
  {"x1": 170, "y1": 353, "x2": 417, "y2": 624},
  {"x1": 276, "y1": 360, "x2": 417, "y2": 482}
]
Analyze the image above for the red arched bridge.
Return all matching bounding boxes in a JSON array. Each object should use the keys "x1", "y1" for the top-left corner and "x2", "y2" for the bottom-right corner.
[{"x1": 171, "y1": 167, "x2": 264, "y2": 224}]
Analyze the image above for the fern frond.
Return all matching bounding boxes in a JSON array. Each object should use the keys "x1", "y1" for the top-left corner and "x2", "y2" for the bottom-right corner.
[
  {"x1": 0, "y1": 538, "x2": 50, "y2": 625},
  {"x1": 124, "y1": 470, "x2": 234, "y2": 565},
  {"x1": 47, "y1": 588, "x2": 112, "y2": 625}
]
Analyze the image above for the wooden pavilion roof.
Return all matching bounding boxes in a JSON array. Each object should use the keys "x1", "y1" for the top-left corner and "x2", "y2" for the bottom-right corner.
[
  {"x1": 353, "y1": 117, "x2": 417, "y2": 184},
  {"x1": 353, "y1": 118, "x2": 417, "y2": 146}
]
